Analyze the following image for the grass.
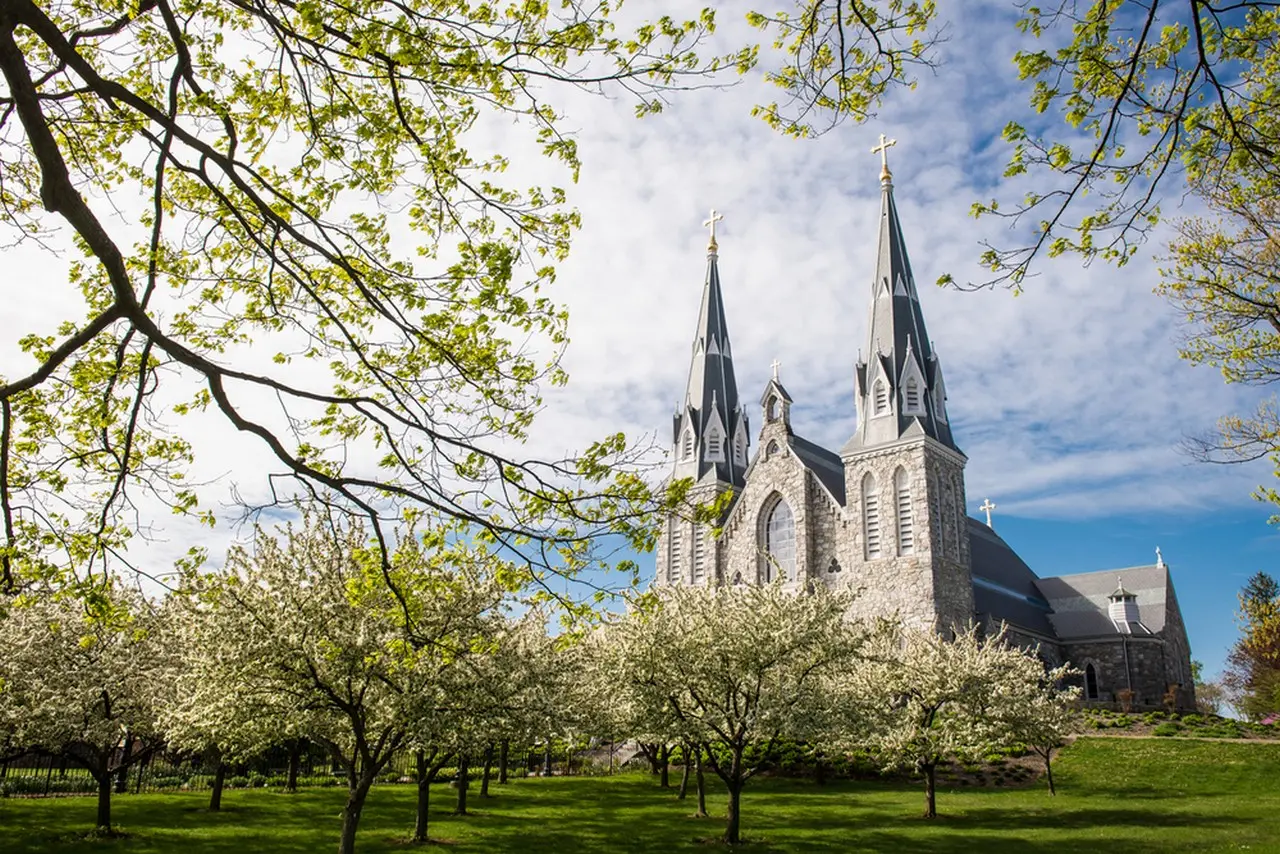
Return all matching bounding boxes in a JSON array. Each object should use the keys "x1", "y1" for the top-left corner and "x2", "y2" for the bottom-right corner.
[{"x1": 4, "y1": 738, "x2": 1279, "y2": 853}]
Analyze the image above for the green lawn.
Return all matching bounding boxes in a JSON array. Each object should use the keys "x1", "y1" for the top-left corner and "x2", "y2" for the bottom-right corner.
[{"x1": 4, "y1": 738, "x2": 1278, "y2": 853}]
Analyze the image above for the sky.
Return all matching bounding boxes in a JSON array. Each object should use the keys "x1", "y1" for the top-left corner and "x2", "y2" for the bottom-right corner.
[{"x1": 2, "y1": 1, "x2": 1276, "y2": 681}]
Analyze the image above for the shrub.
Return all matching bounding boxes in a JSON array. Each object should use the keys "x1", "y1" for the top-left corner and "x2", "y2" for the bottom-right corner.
[
  {"x1": 149, "y1": 775, "x2": 189, "y2": 790},
  {"x1": 1180, "y1": 714, "x2": 1204, "y2": 727},
  {"x1": 1152, "y1": 722, "x2": 1180, "y2": 737},
  {"x1": 227, "y1": 776, "x2": 251, "y2": 789}
]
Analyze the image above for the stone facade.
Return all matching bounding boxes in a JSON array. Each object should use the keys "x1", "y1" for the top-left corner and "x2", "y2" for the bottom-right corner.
[{"x1": 651, "y1": 165, "x2": 1196, "y2": 711}]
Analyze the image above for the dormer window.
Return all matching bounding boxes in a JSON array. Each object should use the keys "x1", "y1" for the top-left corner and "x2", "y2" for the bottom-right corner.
[
  {"x1": 734, "y1": 431, "x2": 746, "y2": 465},
  {"x1": 707, "y1": 428, "x2": 723, "y2": 460},
  {"x1": 904, "y1": 378, "x2": 922, "y2": 414},
  {"x1": 873, "y1": 380, "x2": 889, "y2": 415},
  {"x1": 681, "y1": 429, "x2": 694, "y2": 460}
]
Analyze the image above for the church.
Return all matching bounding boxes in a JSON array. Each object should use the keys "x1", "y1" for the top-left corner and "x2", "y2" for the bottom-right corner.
[{"x1": 652, "y1": 142, "x2": 1196, "y2": 711}]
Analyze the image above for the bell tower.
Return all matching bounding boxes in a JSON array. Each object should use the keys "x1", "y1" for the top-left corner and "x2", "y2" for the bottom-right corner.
[
  {"x1": 840, "y1": 137, "x2": 973, "y2": 630},
  {"x1": 655, "y1": 210, "x2": 748, "y2": 587}
]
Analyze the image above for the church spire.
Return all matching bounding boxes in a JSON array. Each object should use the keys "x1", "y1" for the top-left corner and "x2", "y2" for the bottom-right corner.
[
  {"x1": 672, "y1": 210, "x2": 748, "y2": 487},
  {"x1": 846, "y1": 141, "x2": 960, "y2": 454}
]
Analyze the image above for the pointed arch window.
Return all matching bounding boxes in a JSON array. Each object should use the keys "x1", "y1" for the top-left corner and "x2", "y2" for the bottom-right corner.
[
  {"x1": 904, "y1": 377, "x2": 922, "y2": 414},
  {"x1": 873, "y1": 380, "x2": 889, "y2": 416},
  {"x1": 668, "y1": 523, "x2": 683, "y2": 584},
  {"x1": 894, "y1": 467, "x2": 914, "y2": 555},
  {"x1": 765, "y1": 439, "x2": 780, "y2": 460},
  {"x1": 692, "y1": 529, "x2": 707, "y2": 583},
  {"x1": 863, "y1": 473, "x2": 881, "y2": 559},
  {"x1": 760, "y1": 496, "x2": 795, "y2": 582},
  {"x1": 1085, "y1": 663, "x2": 1099, "y2": 700},
  {"x1": 681, "y1": 429, "x2": 694, "y2": 460},
  {"x1": 942, "y1": 481, "x2": 957, "y2": 559}
]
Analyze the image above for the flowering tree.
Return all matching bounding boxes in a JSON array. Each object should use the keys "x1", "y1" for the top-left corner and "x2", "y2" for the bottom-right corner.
[
  {"x1": 598, "y1": 583, "x2": 863, "y2": 844},
  {"x1": 992, "y1": 657, "x2": 1080, "y2": 797},
  {"x1": 0, "y1": 587, "x2": 172, "y2": 833},
  {"x1": 845, "y1": 622, "x2": 1075, "y2": 818},
  {"x1": 184, "y1": 513, "x2": 508, "y2": 854}
]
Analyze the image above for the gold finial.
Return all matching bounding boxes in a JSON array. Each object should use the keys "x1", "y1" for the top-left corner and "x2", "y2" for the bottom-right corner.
[
  {"x1": 703, "y1": 208, "x2": 724, "y2": 252},
  {"x1": 871, "y1": 133, "x2": 897, "y2": 183}
]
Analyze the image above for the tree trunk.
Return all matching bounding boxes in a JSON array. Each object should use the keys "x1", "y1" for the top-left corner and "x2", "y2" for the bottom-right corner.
[
  {"x1": 694, "y1": 747, "x2": 708, "y2": 818},
  {"x1": 338, "y1": 773, "x2": 375, "y2": 854},
  {"x1": 724, "y1": 778, "x2": 743, "y2": 844},
  {"x1": 413, "y1": 751, "x2": 434, "y2": 844},
  {"x1": 1043, "y1": 749, "x2": 1056, "y2": 797},
  {"x1": 814, "y1": 750, "x2": 827, "y2": 786},
  {"x1": 287, "y1": 741, "x2": 303, "y2": 793},
  {"x1": 454, "y1": 752, "x2": 470, "y2": 815},
  {"x1": 498, "y1": 740, "x2": 509, "y2": 784},
  {"x1": 95, "y1": 768, "x2": 113, "y2": 832},
  {"x1": 542, "y1": 744, "x2": 552, "y2": 777},
  {"x1": 209, "y1": 762, "x2": 227, "y2": 812},
  {"x1": 677, "y1": 744, "x2": 691, "y2": 800},
  {"x1": 922, "y1": 762, "x2": 938, "y2": 819},
  {"x1": 114, "y1": 734, "x2": 134, "y2": 795},
  {"x1": 641, "y1": 742, "x2": 660, "y2": 775},
  {"x1": 480, "y1": 744, "x2": 494, "y2": 798},
  {"x1": 658, "y1": 743, "x2": 670, "y2": 788}
]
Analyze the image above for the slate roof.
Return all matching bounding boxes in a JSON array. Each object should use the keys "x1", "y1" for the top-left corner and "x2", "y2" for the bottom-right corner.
[
  {"x1": 1034, "y1": 565, "x2": 1169, "y2": 640},
  {"x1": 966, "y1": 518, "x2": 1056, "y2": 637},
  {"x1": 790, "y1": 433, "x2": 847, "y2": 505},
  {"x1": 844, "y1": 175, "x2": 959, "y2": 454},
  {"x1": 676, "y1": 248, "x2": 747, "y2": 487}
]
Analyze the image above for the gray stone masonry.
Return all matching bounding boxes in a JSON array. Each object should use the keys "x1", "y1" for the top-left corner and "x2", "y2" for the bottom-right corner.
[{"x1": 840, "y1": 437, "x2": 974, "y2": 632}]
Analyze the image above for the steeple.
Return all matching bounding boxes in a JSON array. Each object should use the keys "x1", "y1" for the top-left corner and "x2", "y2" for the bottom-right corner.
[
  {"x1": 845, "y1": 143, "x2": 960, "y2": 454},
  {"x1": 672, "y1": 210, "x2": 748, "y2": 487}
]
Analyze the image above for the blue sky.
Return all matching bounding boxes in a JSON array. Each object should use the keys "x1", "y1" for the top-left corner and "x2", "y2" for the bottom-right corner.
[{"x1": 3, "y1": 1, "x2": 1275, "y2": 681}]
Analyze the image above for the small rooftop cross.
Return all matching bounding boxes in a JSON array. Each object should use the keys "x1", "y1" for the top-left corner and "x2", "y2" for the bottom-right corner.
[
  {"x1": 703, "y1": 208, "x2": 724, "y2": 252},
  {"x1": 979, "y1": 498, "x2": 997, "y2": 528},
  {"x1": 871, "y1": 133, "x2": 897, "y2": 181},
  {"x1": 1156, "y1": 546, "x2": 1165, "y2": 569},
  {"x1": 771, "y1": 358, "x2": 781, "y2": 381}
]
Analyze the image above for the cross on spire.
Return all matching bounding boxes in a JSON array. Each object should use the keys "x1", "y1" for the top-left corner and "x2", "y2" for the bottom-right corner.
[
  {"x1": 771, "y1": 358, "x2": 781, "y2": 381},
  {"x1": 979, "y1": 498, "x2": 997, "y2": 528},
  {"x1": 703, "y1": 208, "x2": 724, "y2": 252},
  {"x1": 871, "y1": 133, "x2": 897, "y2": 182}
]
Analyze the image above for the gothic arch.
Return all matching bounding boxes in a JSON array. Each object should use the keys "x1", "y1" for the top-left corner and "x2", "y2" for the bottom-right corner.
[
  {"x1": 894, "y1": 466, "x2": 914, "y2": 556},
  {"x1": 862, "y1": 473, "x2": 881, "y2": 559},
  {"x1": 758, "y1": 493, "x2": 796, "y2": 583}
]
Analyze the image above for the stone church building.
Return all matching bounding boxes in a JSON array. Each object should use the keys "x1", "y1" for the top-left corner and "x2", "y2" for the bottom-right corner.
[{"x1": 653, "y1": 151, "x2": 1195, "y2": 710}]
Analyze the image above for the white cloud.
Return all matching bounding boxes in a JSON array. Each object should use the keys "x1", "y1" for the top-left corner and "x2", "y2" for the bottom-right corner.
[{"x1": 2, "y1": 0, "x2": 1275, "y2": 583}]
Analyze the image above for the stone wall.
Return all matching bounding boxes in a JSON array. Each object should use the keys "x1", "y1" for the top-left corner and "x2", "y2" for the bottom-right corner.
[
  {"x1": 839, "y1": 437, "x2": 973, "y2": 631},
  {"x1": 1160, "y1": 581, "x2": 1197, "y2": 710},
  {"x1": 1063, "y1": 637, "x2": 1170, "y2": 709}
]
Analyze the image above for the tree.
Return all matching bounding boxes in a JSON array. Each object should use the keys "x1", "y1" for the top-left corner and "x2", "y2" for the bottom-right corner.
[
  {"x1": 597, "y1": 583, "x2": 863, "y2": 845},
  {"x1": 159, "y1": 594, "x2": 301, "y2": 812},
  {"x1": 1191, "y1": 660, "x2": 1228, "y2": 716},
  {"x1": 745, "y1": 1, "x2": 941, "y2": 138},
  {"x1": 991, "y1": 655, "x2": 1080, "y2": 796},
  {"x1": 0, "y1": 0, "x2": 758, "y2": 605},
  {"x1": 844, "y1": 623, "x2": 1066, "y2": 818},
  {"x1": 1224, "y1": 572, "x2": 1280, "y2": 720},
  {"x1": 968, "y1": 2, "x2": 1280, "y2": 290},
  {"x1": 0, "y1": 586, "x2": 172, "y2": 833},
  {"x1": 184, "y1": 512, "x2": 507, "y2": 854}
]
